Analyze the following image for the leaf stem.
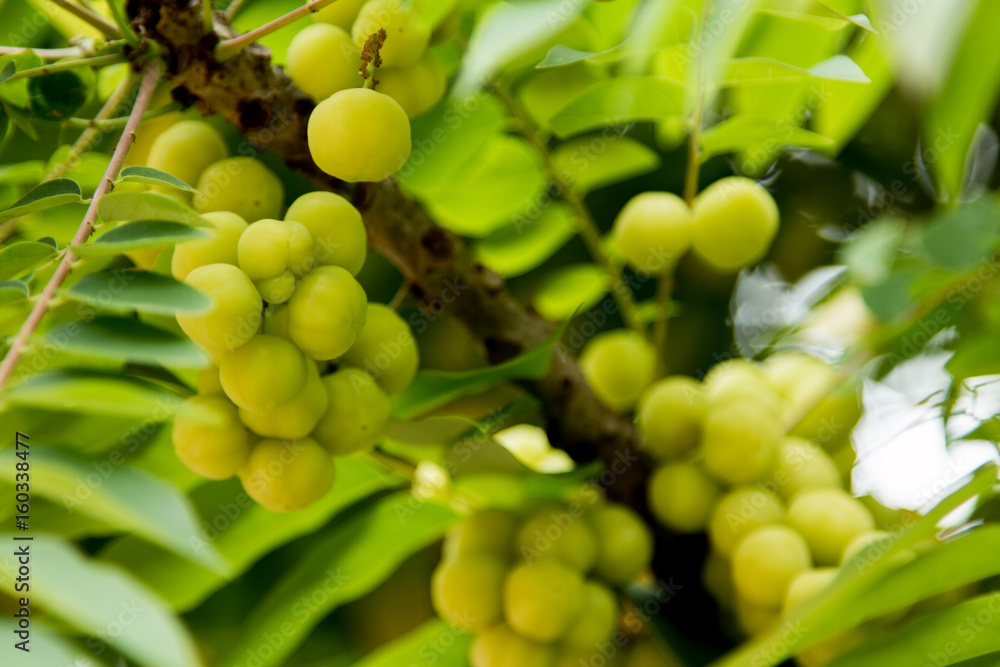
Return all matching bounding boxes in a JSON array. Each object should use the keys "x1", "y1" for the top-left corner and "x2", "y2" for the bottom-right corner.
[
  {"x1": 490, "y1": 79, "x2": 642, "y2": 331},
  {"x1": 214, "y1": 0, "x2": 338, "y2": 61},
  {"x1": 202, "y1": 0, "x2": 215, "y2": 33},
  {"x1": 47, "y1": 0, "x2": 122, "y2": 39},
  {"x1": 62, "y1": 100, "x2": 182, "y2": 130},
  {"x1": 3, "y1": 53, "x2": 126, "y2": 83},
  {"x1": 224, "y1": 0, "x2": 250, "y2": 21},
  {"x1": 0, "y1": 61, "x2": 161, "y2": 391},
  {"x1": 45, "y1": 69, "x2": 138, "y2": 181}
]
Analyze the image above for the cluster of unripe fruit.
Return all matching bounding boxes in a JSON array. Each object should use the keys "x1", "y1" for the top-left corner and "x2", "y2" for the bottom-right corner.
[
  {"x1": 431, "y1": 502, "x2": 664, "y2": 667},
  {"x1": 151, "y1": 121, "x2": 419, "y2": 512},
  {"x1": 290, "y1": 0, "x2": 451, "y2": 182},
  {"x1": 638, "y1": 356, "x2": 884, "y2": 666}
]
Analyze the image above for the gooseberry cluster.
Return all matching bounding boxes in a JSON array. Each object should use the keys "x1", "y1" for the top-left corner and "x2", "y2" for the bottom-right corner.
[
  {"x1": 638, "y1": 355, "x2": 884, "y2": 663},
  {"x1": 291, "y1": 0, "x2": 449, "y2": 182},
  {"x1": 431, "y1": 502, "x2": 657, "y2": 667},
  {"x1": 162, "y1": 122, "x2": 419, "y2": 512}
]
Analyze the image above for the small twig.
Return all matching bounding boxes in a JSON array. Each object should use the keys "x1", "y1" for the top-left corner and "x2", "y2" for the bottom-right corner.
[
  {"x1": 223, "y1": 0, "x2": 249, "y2": 20},
  {"x1": 387, "y1": 280, "x2": 411, "y2": 310},
  {"x1": 45, "y1": 69, "x2": 137, "y2": 181},
  {"x1": 202, "y1": 0, "x2": 214, "y2": 33},
  {"x1": 682, "y1": 2, "x2": 709, "y2": 207},
  {"x1": 650, "y1": 272, "x2": 674, "y2": 378},
  {"x1": 0, "y1": 45, "x2": 84, "y2": 59},
  {"x1": 3, "y1": 53, "x2": 126, "y2": 83},
  {"x1": 214, "y1": 0, "x2": 338, "y2": 60},
  {"x1": 490, "y1": 79, "x2": 642, "y2": 331},
  {"x1": 0, "y1": 61, "x2": 161, "y2": 391},
  {"x1": 62, "y1": 100, "x2": 182, "y2": 130},
  {"x1": 47, "y1": 0, "x2": 122, "y2": 39}
]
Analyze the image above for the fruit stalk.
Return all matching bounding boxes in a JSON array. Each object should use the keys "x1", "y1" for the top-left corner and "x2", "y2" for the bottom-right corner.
[
  {"x1": 0, "y1": 60, "x2": 161, "y2": 390},
  {"x1": 214, "y1": 0, "x2": 339, "y2": 60},
  {"x1": 47, "y1": 0, "x2": 122, "y2": 39},
  {"x1": 3, "y1": 52, "x2": 126, "y2": 83}
]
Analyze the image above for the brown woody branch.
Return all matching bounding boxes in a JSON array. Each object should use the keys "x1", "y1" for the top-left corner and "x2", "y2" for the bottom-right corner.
[{"x1": 125, "y1": 0, "x2": 649, "y2": 508}]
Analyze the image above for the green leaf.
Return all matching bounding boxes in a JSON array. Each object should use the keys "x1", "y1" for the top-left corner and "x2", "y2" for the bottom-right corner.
[
  {"x1": 28, "y1": 69, "x2": 91, "y2": 120},
  {"x1": 63, "y1": 269, "x2": 212, "y2": 315},
  {"x1": 0, "y1": 240, "x2": 56, "y2": 280},
  {"x1": 99, "y1": 456, "x2": 399, "y2": 611},
  {"x1": 423, "y1": 135, "x2": 547, "y2": 237},
  {"x1": 838, "y1": 217, "x2": 906, "y2": 286},
  {"x1": 0, "y1": 178, "x2": 81, "y2": 223},
  {"x1": 537, "y1": 41, "x2": 629, "y2": 69},
  {"x1": 0, "y1": 60, "x2": 14, "y2": 84},
  {"x1": 398, "y1": 94, "x2": 507, "y2": 196},
  {"x1": 549, "y1": 77, "x2": 685, "y2": 138},
  {"x1": 453, "y1": 0, "x2": 587, "y2": 95},
  {"x1": 923, "y1": 0, "x2": 1000, "y2": 199},
  {"x1": 0, "y1": 618, "x2": 109, "y2": 666},
  {"x1": 71, "y1": 220, "x2": 210, "y2": 257},
  {"x1": 0, "y1": 51, "x2": 42, "y2": 108},
  {"x1": 761, "y1": 0, "x2": 876, "y2": 32},
  {"x1": 0, "y1": 279, "x2": 28, "y2": 306},
  {"x1": 920, "y1": 198, "x2": 1000, "y2": 269},
  {"x1": 830, "y1": 591, "x2": 1000, "y2": 667},
  {"x1": 534, "y1": 264, "x2": 608, "y2": 321},
  {"x1": 2, "y1": 102, "x2": 38, "y2": 141},
  {"x1": 353, "y1": 618, "x2": 472, "y2": 667},
  {"x1": 118, "y1": 165, "x2": 199, "y2": 193},
  {"x1": 392, "y1": 323, "x2": 566, "y2": 419},
  {"x1": 2, "y1": 369, "x2": 203, "y2": 421},
  {"x1": 722, "y1": 55, "x2": 870, "y2": 86},
  {"x1": 97, "y1": 191, "x2": 206, "y2": 226},
  {"x1": 473, "y1": 202, "x2": 576, "y2": 277},
  {"x1": 0, "y1": 533, "x2": 203, "y2": 667},
  {"x1": 218, "y1": 493, "x2": 458, "y2": 667},
  {"x1": 0, "y1": 160, "x2": 45, "y2": 186},
  {"x1": 41, "y1": 316, "x2": 209, "y2": 368},
  {"x1": 550, "y1": 135, "x2": 661, "y2": 193},
  {"x1": 0, "y1": 447, "x2": 227, "y2": 573},
  {"x1": 699, "y1": 115, "x2": 836, "y2": 162}
]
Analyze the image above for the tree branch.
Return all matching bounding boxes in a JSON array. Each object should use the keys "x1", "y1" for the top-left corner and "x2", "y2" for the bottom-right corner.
[
  {"x1": 0, "y1": 61, "x2": 161, "y2": 390},
  {"x1": 125, "y1": 0, "x2": 649, "y2": 507}
]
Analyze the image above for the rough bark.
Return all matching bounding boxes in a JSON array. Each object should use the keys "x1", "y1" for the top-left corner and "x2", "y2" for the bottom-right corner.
[{"x1": 126, "y1": 0, "x2": 649, "y2": 507}]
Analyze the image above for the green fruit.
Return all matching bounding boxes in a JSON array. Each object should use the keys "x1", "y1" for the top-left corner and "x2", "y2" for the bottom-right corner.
[
  {"x1": 238, "y1": 362, "x2": 328, "y2": 439},
  {"x1": 612, "y1": 192, "x2": 693, "y2": 270},
  {"x1": 783, "y1": 567, "x2": 837, "y2": 613},
  {"x1": 703, "y1": 358, "x2": 782, "y2": 412},
  {"x1": 787, "y1": 488, "x2": 875, "y2": 565},
  {"x1": 589, "y1": 503, "x2": 653, "y2": 585},
  {"x1": 147, "y1": 120, "x2": 229, "y2": 188},
  {"x1": 285, "y1": 191, "x2": 367, "y2": 275},
  {"x1": 287, "y1": 266, "x2": 368, "y2": 359},
  {"x1": 579, "y1": 330, "x2": 656, "y2": 412},
  {"x1": 341, "y1": 304, "x2": 419, "y2": 393},
  {"x1": 171, "y1": 210, "x2": 247, "y2": 281},
  {"x1": 239, "y1": 437, "x2": 336, "y2": 512},
  {"x1": 774, "y1": 437, "x2": 840, "y2": 500},
  {"x1": 709, "y1": 486, "x2": 785, "y2": 557},
  {"x1": 253, "y1": 271, "x2": 296, "y2": 304},
  {"x1": 177, "y1": 264, "x2": 263, "y2": 359},
  {"x1": 376, "y1": 51, "x2": 446, "y2": 118},
  {"x1": 732, "y1": 524, "x2": 811, "y2": 607},
  {"x1": 504, "y1": 560, "x2": 585, "y2": 642},
  {"x1": 840, "y1": 529, "x2": 893, "y2": 564},
  {"x1": 701, "y1": 400, "x2": 781, "y2": 484},
  {"x1": 194, "y1": 157, "x2": 285, "y2": 222},
  {"x1": 562, "y1": 580, "x2": 619, "y2": 647},
  {"x1": 470, "y1": 624, "x2": 555, "y2": 667},
  {"x1": 637, "y1": 376, "x2": 705, "y2": 459},
  {"x1": 734, "y1": 597, "x2": 780, "y2": 637},
  {"x1": 648, "y1": 462, "x2": 721, "y2": 533},
  {"x1": 172, "y1": 395, "x2": 251, "y2": 479},
  {"x1": 312, "y1": 368, "x2": 390, "y2": 455},
  {"x1": 351, "y1": 0, "x2": 430, "y2": 67},
  {"x1": 308, "y1": 88, "x2": 411, "y2": 182},
  {"x1": 219, "y1": 334, "x2": 309, "y2": 413},
  {"x1": 431, "y1": 552, "x2": 506, "y2": 632},
  {"x1": 691, "y1": 176, "x2": 780, "y2": 273},
  {"x1": 286, "y1": 23, "x2": 361, "y2": 100},
  {"x1": 514, "y1": 507, "x2": 598, "y2": 572},
  {"x1": 238, "y1": 218, "x2": 315, "y2": 280},
  {"x1": 760, "y1": 352, "x2": 837, "y2": 422},
  {"x1": 312, "y1": 0, "x2": 365, "y2": 29},
  {"x1": 313, "y1": 368, "x2": 391, "y2": 456},
  {"x1": 444, "y1": 508, "x2": 518, "y2": 560},
  {"x1": 196, "y1": 365, "x2": 224, "y2": 395}
]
